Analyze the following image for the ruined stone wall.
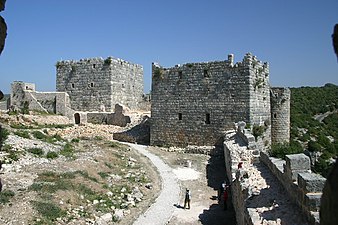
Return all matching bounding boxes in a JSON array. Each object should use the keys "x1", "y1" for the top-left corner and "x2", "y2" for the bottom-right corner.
[
  {"x1": 270, "y1": 87, "x2": 291, "y2": 144},
  {"x1": 150, "y1": 53, "x2": 270, "y2": 147},
  {"x1": 224, "y1": 129, "x2": 324, "y2": 225},
  {"x1": 260, "y1": 152, "x2": 324, "y2": 224},
  {"x1": 56, "y1": 57, "x2": 143, "y2": 112},
  {"x1": 10, "y1": 81, "x2": 73, "y2": 116}
]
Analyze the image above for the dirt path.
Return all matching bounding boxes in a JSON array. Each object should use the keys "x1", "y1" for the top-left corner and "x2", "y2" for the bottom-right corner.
[
  {"x1": 127, "y1": 143, "x2": 181, "y2": 225},
  {"x1": 145, "y1": 146, "x2": 237, "y2": 225}
]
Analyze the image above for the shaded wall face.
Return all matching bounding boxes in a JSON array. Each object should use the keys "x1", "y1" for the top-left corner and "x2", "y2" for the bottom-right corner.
[
  {"x1": 56, "y1": 58, "x2": 143, "y2": 112},
  {"x1": 150, "y1": 61, "x2": 252, "y2": 147}
]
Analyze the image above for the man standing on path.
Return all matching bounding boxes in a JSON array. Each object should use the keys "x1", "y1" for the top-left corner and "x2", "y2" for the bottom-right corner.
[{"x1": 184, "y1": 189, "x2": 191, "y2": 209}]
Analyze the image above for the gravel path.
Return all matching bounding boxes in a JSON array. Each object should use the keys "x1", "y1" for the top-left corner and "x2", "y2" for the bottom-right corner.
[{"x1": 128, "y1": 143, "x2": 181, "y2": 225}]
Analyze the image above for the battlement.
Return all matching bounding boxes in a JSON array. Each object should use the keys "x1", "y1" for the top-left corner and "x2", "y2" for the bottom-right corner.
[
  {"x1": 152, "y1": 53, "x2": 269, "y2": 82},
  {"x1": 56, "y1": 56, "x2": 144, "y2": 112},
  {"x1": 151, "y1": 53, "x2": 272, "y2": 147},
  {"x1": 56, "y1": 56, "x2": 143, "y2": 69}
]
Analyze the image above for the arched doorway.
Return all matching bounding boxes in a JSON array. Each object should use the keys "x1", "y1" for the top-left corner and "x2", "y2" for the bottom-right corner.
[{"x1": 74, "y1": 113, "x2": 80, "y2": 125}]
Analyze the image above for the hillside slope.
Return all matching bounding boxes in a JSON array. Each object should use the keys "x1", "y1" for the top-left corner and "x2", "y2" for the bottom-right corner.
[{"x1": 290, "y1": 83, "x2": 338, "y2": 177}]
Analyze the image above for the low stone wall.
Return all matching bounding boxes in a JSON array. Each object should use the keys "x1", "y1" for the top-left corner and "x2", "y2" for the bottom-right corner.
[
  {"x1": 260, "y1": 152, "x2": 325, "y2": 225},
  {"x1": 224, "y1": 127, "x2": 324, "y2": 225}
]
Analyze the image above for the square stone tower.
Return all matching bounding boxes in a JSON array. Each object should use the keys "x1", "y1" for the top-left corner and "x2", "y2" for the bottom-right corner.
[
  {"x1": 56, "y1": 56, "x2": 143, "y2": 112},
  {"x1": 150, "y1": 53, "x2": 271, "y2": 147}
]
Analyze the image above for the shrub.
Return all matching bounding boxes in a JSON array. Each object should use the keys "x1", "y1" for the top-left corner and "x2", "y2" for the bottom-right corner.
[
  {"x1": 0, "y1": 190, "x2": 15, "y2": 204},
  {"x1": 71, "y1": 138, "x2": 80, "y2": 143},
  {"x1": 252, "y1": 125, "x2": 265, "y2": 141},
  {"x1": 60, "y1": 143, "x2": 74, "y2": 158},
  {"x1": 14, "y1": 130, "x2": 30, "y2": 139},
  {"x1": 46, "y1": 151, "x2": 58, "y2": 159},
  {"x1": 270, "y1": 141, "x2": 303, "y2": 159},
  {"x1": 32, "y1": 131, "x2": 47, "y2": 140},
  {"x1": 27, "y1": 148, "x2": 44, "y2": 157},
  {"x1": 94, "y1": 136, "x2": 103, "y2": 141},
  {"x1": 0, "y1": 127, "x2": 10, "y2": 142},
  {"x1": 98, "y1": 172, "x2": 109, "y2": 179},
  {"x1": 31, "y1": 201, "x2": 66, "y2": 221},
  {"x1": 308, "y1": 140, "x2": 322, "y2": 152}
]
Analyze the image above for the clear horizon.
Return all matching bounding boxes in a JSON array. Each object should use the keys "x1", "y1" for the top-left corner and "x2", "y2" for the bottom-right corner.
[{"x1": 0, "y1": 0, "x2": 337, "y2": 94}]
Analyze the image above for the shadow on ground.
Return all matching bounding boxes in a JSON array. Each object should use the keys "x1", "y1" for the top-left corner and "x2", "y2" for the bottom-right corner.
[
  {"x1": 199, "y1": 146, "x2": 237, "y2": 225},
  {"x1": 113, "y1": 116, "x2": 150, "y2": 145}
]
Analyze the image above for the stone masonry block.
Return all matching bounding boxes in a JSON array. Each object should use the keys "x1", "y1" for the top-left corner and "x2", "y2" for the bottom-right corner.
[
  {"x1": 305, "y1": 193, "x2": 322, "y2": 211},
  {"x1": 298, "y1": 172, "x2": 326, "y2": 193},
  {"x1": 285, "y1": 154, "x2": 310, "y2": 171}
]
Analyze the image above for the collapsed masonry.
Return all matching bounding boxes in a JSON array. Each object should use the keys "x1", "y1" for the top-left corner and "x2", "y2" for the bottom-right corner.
[{"x1": 6, "y1": 56, "x2": 149, "y2": 126}]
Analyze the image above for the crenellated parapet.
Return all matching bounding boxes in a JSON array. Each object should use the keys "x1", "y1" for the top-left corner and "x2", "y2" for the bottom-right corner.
[
  {"x1": 56, "y1": 56, "x2": 144, "y2": 112},
  {"x1": 151, "y1": 53, "x2": 271, "y2": 147}
]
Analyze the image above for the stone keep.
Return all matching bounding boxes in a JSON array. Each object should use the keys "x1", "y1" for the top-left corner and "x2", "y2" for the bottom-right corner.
[
  {"x1": 150, "y1": 53, "x2": 272, "y2": 147},
  {"x1": 56, "y1": 57, "x2": 143, "y2": 112}
]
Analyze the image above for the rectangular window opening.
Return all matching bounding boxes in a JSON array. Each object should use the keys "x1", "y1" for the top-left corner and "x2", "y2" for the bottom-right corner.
[
  {"x1": 178, "y1": 113, "x2": 182, "y2": 120},
  {"x1": 203, "y1": 69, "x2": 209, "y2": 77},
  {"x1": 71, "y1": 83, "x2": 75, "y2": 88},
  {"x1": 178, "y1": 71, "x2": 183, "y2": 79},
  {"x1": 205, "y1": 113, "x2": 210, "y2": 124},
  {"x1": 92, "y1": 64, "x2": 96, "y2": 69},
  {"x1": 90, "y1": 82, "x2": 94, "y2": 87}
]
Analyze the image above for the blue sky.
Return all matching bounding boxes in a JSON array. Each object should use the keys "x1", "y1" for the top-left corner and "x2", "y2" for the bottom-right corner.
[{"x1": 0, "y1": 0, "x2": 337, "y2": 94}]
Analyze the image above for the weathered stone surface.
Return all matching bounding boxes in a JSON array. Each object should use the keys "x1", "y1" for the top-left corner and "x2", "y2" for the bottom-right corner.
[
  {"x1": 297, "y1": 172, "x2": 326, "y2": 193},
  {"x1": 56, "y1": 57, "x2": 143, "y2": 112},
  {"x1": 305, "y1": 193, "x2": 322, "y2": 211},
  {"x1": 87, "y1": 113, "x2": 108, "y2": 124},
  {"x1": 270, "y1": 88, "x2": 290, "y2": 144},
  {"x1": 107, "y1": 104, "x2": 131, "y2": 127},
  {"x1": 285, "y1": 154, "x2": 311, "y2": 171},
  {"x1": 10, "y1": 81, "x2": 73, "y2": 117},
  {"x1": 151, "y1": 53, "x2": 274, "y2": 147}
]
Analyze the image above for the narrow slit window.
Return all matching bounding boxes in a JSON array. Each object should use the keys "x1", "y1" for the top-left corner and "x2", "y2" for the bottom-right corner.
[
  {"x1": 178, "y1": 113, "x2": 182, "y2": 120},
  {"x1": 273, "y1": 113, "x2": 277, "y2": 119},
  {"x1": 178, "y1": 71, "x2": 183, "y2": 79},
  {"x1": 92, "y1": 64, "x2": 96, "y2": 69},
  {"x1": 203, "y1": 69, "x2": 209, "y2": 77},
  {"x1": 90, "y1": 82, "x2": 94, "y2": 87},
  {"x1": 205, "y1": 113, "x2": 210, "y2": 124},
  {"x1": 71, "y1": 83, "x2": 75, "y2": 88}
]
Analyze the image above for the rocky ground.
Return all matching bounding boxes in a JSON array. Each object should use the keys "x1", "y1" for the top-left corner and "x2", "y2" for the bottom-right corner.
[
  {"x1": 0, "y1": 111, "x2": 236, "y2": 225},
  {"x1": 0, "y1": 111, "x2": 161, "y2": 225}
]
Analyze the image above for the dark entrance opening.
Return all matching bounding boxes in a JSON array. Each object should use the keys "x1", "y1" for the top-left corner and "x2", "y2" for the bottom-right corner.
[{"x1": 74, "y1": 113, "x2": 80, "y2": 124}]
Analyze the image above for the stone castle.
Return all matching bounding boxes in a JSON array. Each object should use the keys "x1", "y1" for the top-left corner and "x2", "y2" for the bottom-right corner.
[
  {"x1": 3, "y1": 53, "x2": 327, "y2": 225},
  {"x1": 150, "y1": 53, "x2": 290, "y2": 147}
]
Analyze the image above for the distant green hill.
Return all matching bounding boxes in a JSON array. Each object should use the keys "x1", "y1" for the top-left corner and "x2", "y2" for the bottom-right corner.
[{"x1": 290, "y1": 83, "x2": 338, "y2": 177}]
